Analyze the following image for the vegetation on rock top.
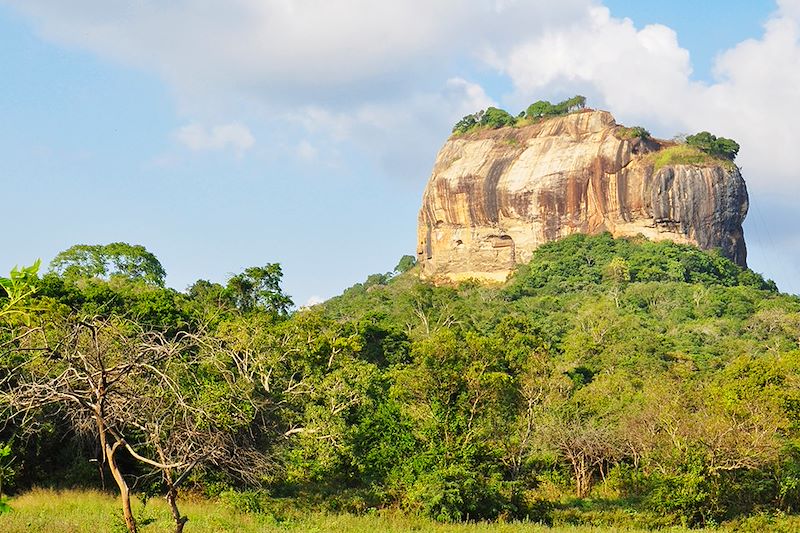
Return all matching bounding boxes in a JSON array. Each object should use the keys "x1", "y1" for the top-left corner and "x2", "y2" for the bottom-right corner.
[
  {"x1": 644, "y1": 144, "x2": 738, "y2": 171},
  {"x1": 614, "y1": 125, "x2": 651, "y2": 141},
  {"x1": 685, "y1": 131, "x2": 740, "y2": 160},
  {"x1": 451, "y1": 95, "x2": 587, "y2": 135},
  {"x1": 452, "y1": 97, "x2": 741, "y2": 173}
]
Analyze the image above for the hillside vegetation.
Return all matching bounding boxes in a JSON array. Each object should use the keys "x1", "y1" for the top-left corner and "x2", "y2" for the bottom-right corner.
[{"x1": 1, "y1": 234, "x2": 799, "y2": 531}]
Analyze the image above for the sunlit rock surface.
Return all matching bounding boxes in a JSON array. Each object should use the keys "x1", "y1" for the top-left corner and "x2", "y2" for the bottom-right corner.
[{"x1": 417, "y1": 110, "x2": 748, "y2": 282}]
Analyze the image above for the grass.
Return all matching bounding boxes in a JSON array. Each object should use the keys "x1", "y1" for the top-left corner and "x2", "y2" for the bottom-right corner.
[
  {"x1": 614, "y1": 126, "x2": 650, "y2": 140},
  {"x1": 645, "y1": 144, "x2": 736, "y2": 171},
  {"x1": 1, "y1": 488, "x2": 799, "y2": 532}
]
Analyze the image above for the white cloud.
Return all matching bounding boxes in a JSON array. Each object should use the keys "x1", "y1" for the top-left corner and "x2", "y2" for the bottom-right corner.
[
  {"x1": 779, "y1": 0, "x2": 800, "y2": 19},
  {"x1": 6, "y1": 0, "x2": 800, "y2": 290},
  {"x1": 4, "y1": 0, "x2": 589, "y2": 109},
  {"x1": 11, "y1": 0, "x2": 797, "y2": 189},
  {"x1": 488, "y1": 4, "x2": 800, "y2": 193},
  {"x1": 444, "y1": 77, "x2": 497, "y2": 118},
  {"x1": 303, "y1": 295, "x2": 324, "y2": 307},
  {"x1": 295, "y1": 140, "x2": 318, "y2": 161},
  {"x1": 2, "y1": 0, "x2": 586, "y2": 173},
  {"x1": 174, "y1": 122, "x2": 255, "y2": 156},
  {"x1": 288, "y1": 76, "x2": 496, "y2": 177},
  {"x1": 494, "y1": 8, "x2": 693, "y2": 123}
]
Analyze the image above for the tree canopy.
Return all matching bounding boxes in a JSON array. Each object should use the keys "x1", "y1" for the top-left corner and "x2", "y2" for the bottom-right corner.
[
  {"x1": 525, "y1": 95, "x2": 586, "y2": 119},
  {"x1": 452, "y1": 95, "x2": 587, "y2": 135},
  {"x1": 225, "y1": 264, "x2": 293, "y2": 315},
  {"x1": 50, "y1": 242, "x2": 166, "y2": 286},
  {"x1": 686, "y1": 131, "x2": 740, "y2": 160},
  {"x1": 2, "y1": 233, "x2": 799, "y2": 531}
]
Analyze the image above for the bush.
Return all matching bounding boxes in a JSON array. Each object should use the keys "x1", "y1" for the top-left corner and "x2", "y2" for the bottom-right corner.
[
  {"x1": 480, "y1": 107, "x2": 516, "y2": 129},
  {"x1": 645, "y1": 467, "x2": 715, "y2": 527},
  {"x1": 526, "y1": 95, "x2": 586, "y2": 119},
  {"x1": 616, "y1": 126, "x2": 651, "y2": 140},
  {"x1": 219, "y1": 489, "x2": 266, "y2": 514},
  {"x1": 686, "y1": 131, "x2": 740, "y2": 160},
  {"x1": 404, "y1": 464, "x2": 517, "y2": 522},
  {"x1": 452, "y1": 95, "x2": 587, "y2": 135},
  {"x1": 452, "y1": 111, "x2": 483, "y2": 135},
  {"x1": 504, "y1": 233, "x2": 765, "y2": 299}
]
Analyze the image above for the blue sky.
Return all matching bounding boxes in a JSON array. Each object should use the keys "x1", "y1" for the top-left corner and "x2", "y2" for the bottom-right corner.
[{"x1": 2, "y1": 0, "x2": 799, "y2": 304}]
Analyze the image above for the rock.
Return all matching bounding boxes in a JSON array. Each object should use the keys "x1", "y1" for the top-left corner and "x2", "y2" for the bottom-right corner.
[{"x1": 416, "y1": 110, "x2": 748, "y2": 282}]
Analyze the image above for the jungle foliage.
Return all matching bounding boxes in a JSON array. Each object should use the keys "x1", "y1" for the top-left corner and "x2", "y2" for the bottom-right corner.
[{"x1": 1, "y1": 234, "x2": 799, "y2": 531}]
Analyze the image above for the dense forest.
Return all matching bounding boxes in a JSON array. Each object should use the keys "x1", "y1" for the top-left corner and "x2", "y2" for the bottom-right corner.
[{"x1": 1, "y1": 234, "x2": 799, "y2": 531}]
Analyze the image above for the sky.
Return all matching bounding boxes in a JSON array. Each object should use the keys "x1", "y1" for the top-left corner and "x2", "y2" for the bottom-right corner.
[{"x1": 1, "y1": 0, "x2": 799, "y2": 305}]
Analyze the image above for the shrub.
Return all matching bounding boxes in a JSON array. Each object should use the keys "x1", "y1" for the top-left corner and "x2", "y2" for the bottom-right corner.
[
  {"x1": 452, "y1": 111, "x2": 483, "y2": 135},
  {"x1": 526, "y1": 95, "x2": 586, "y2": 119},
  {"x1": 452, "y1": 95, "x2": 587, "y2": 135},
  {"x1": 219, "y1": 489, "x2": 266, "y2": 514},
  {"x1": 645, "y1": 467, "x2": 715, "y2": 527},
  {"x1": 616, "y1": 126, "x2": 651, "y2": 140},
  {"x1": 403, "y1": 464, "x2": 519, "y2": 522},
  {"x1": 480, "y1": 107, "x2": 516, "y2": 129},
  {"x1": 686, "y1": 131, "x2": 740, "y2": 160}
]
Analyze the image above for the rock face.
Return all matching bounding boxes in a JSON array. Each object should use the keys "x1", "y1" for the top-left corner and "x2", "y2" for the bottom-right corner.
[{"x1": 417, "y1": 110, "x2": 748, "y2": 282}]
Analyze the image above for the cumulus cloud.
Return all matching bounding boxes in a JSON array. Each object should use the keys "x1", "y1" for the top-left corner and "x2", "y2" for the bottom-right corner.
[
  {"x1": 488, "y1": 4, "x2": 800, "y2": 193},
  {"x1": 10, "y1": 0, "x2": 798, "y2": 188},
  {"x1": 3, "y1": 0, "x2": 589, "y2": 108},
  {"x1": 779, "y1": 0, "x2": 800, "y2": 19},
  {"x1": 2, "y1": 0, "x2": 583, "y2": 171},
  {"x1": 487, "y1": 8, "x2": 693, "y2": 126},
  {"x1": 174, "y1": 122, "x2": 255, "y2": 155},
  {"x1": 303, "y1": 295, "x2": 324, "y2": 308},
  {"x1": 289, "y1": 77, "x2": 496, "y2": 177}
]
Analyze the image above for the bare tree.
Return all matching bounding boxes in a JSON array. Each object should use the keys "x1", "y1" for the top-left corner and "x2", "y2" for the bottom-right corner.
[
  {"x1": 542, "y1": 414, "x2": 622, "y2": 497},
  {"x1": 1, "y1": 315, "x2": 269, "y2": 533}
]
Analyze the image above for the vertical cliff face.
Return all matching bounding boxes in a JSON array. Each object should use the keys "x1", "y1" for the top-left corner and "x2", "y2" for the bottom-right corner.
[{"x1": 417, "y1": 110, "x2": 749, "y2": 282}]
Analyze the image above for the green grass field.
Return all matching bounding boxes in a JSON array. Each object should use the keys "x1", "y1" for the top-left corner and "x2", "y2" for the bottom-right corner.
[{"x1": 0, "y1": 489, "x2": 798, "y2": 533}]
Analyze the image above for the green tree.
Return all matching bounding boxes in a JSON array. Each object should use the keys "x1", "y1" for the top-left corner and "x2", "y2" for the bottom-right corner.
[
  {"x1": 564, "y1": 95, "x2": 587, "y2": 112},
  {"x1": 603, "y1": 256, "x2": 631, "y2": 284},
  {"x1": 526, "y1": 95, "x2": 586, "y2": 119},
  {"x1": 50, "y1": 243, "x2": 166, "y2": 286},
  {"x1": 225, "y1": 264, "x2": 293, "y2": 315},
  {"x1": 452, "y1": 113, "x2": 478, "y2": 134},
  {"x1": 526, "y1": 100, "x2": 554, "y2": 118},
  {"x1": 0, "y1": 261, "x2": 40, "y2": 323},
  {"x1": 686, "y1": 131, "x2": 740, "y2": 160},
  {"x1": 394, "y1": 255, "x2": 417, "y2": 274},
  {"x1": 480, "y1": 107, "x2": 516, "y2": 129}
]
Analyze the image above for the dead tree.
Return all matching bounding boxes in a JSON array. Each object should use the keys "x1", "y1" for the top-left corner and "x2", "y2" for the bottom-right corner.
[
  {"x1": 543, "y1": 414, "x2": 622, "y2": 498},
  {"x1": 1, "y1": 315, "x2": 269, "y2": 533}
]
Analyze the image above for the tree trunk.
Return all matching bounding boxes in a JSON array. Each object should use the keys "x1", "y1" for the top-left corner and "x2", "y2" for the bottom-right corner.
[
  {"x1": 166, "y1": 487, "x2": 188, "y2": 533},
  {"x1": 107, "y1": 441, "x2": 137, "y2": 533},
  {"x1": 572, "y1": 454, "x2": 592, "y2": 498}
]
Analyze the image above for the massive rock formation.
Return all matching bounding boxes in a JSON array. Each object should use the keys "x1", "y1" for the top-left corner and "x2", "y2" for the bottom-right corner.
[{"x1": 417, "y1": 110, "x2": 748, "y2": 282}]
